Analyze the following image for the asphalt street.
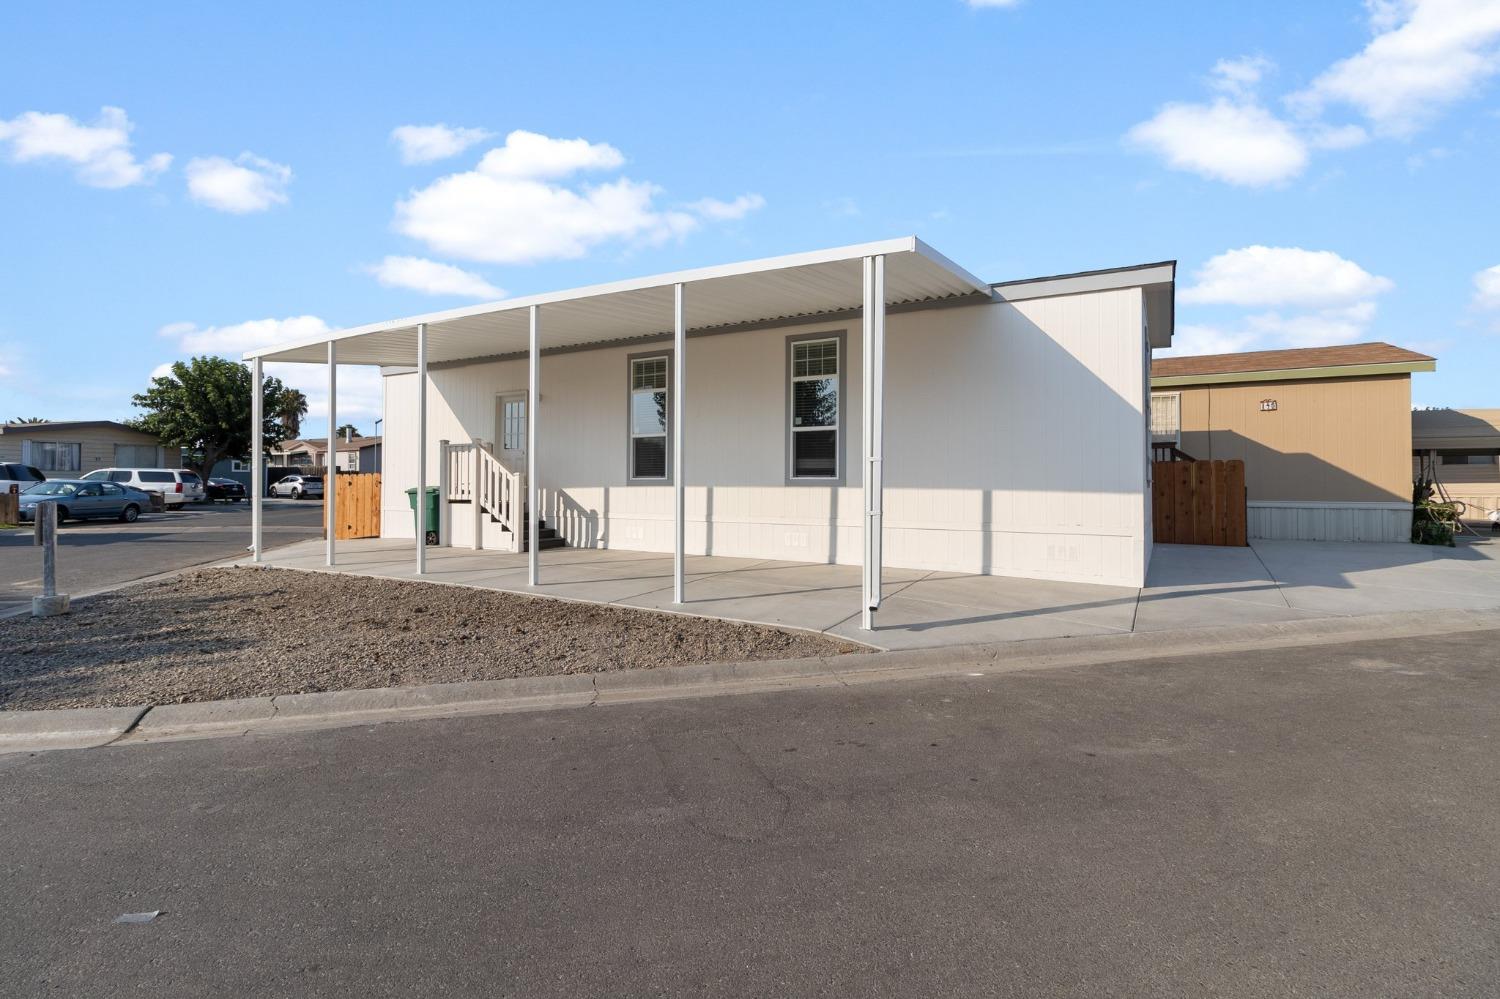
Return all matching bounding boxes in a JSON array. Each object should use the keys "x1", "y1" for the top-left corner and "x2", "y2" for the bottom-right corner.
[
  {"x1": 1, "y1": 627, "x2": 1497, "y2": 997},
  {"x1": 0, "y1": 499, "x2": 323, "y2": 615}
]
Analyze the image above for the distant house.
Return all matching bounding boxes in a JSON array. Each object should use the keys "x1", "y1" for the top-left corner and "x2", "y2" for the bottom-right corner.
[
  {"x1": 0, "y1": 420, "x2": 165, "y2": 476},
  {"x1": 1412, "y1": 409, "x2": 1500, "y2": 518},
  {"x1": 1150, "y1": 343, "x2": 1436, "y2": 542},
  {"x1": 268, "y1": 436, "x2": 381, "y2": 473}
]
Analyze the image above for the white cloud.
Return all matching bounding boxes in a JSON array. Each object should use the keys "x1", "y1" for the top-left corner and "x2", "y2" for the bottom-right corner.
[
  {"x1": 1292, "y1": 0, "x2": 1500, "y2": 136},
  {"x1": 477, "y1": 130, "x2": 624, "y2": 179},
  {"x1": 1474, "y1": 264, "x2": 1500, "y2": 311},
  {"x1": 1244, "y1": 301, "x2": 1380, "y2": 347},
  {"x1": 685, "y1": 193, "x2": 766, "y2": 221},
  {"x1": 391, "y1": 124, "x2": 493, "y2": 165},
  {"x1": 1171, "y1": 246, "x2": 1395, "y2": 355},
  {"x1": 1126, "y1": 97, "x2": 1308, "y2": 187},
  {"x1": 158, "y1": 315, "x2": 330, "y2": 356},
  {"x1": 394, "y1": 130, "x2": 762, "y2": 265},
  {"x1": 0, "y1": 106, "x2": 170, "y2": 188},
  {"x1": 1210, "y1": 55, "x2": 1274, "y2": 98},
  {"x1": 185, "y1": 153, "x2": 292, "y2": 213},
  {"x1": 1159, "y1": 324, "x2": 1260, "y2": 358},
  {"x1": 1180, "y1": 246, "x2": 1394, "y2": 309},
  {"x1": 365, "y1": 256, "x2": 504, "y2": 299},
  {"x1": 154, "y1": 316, "x2": 382, "y2": 428}
]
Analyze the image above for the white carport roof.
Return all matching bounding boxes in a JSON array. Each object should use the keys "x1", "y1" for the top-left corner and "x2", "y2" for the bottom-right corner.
[{"x1": 243, "y1": 237, "x2": 992, "y2": 366}]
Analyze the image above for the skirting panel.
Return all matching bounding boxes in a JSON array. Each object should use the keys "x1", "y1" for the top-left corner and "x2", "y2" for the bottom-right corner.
[{"x1": 1247, "y1": 502, "x2": 1411, "y2": 543}]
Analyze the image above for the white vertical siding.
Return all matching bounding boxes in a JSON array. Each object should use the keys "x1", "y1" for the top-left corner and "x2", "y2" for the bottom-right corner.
[{"x1": 379, "y1": 286, "x2": 1152, "y2": 586}]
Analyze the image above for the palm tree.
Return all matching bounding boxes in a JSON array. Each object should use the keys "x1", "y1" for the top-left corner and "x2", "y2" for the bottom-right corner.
[
  {"x1": 336, "y1": 423, "x2": 361, "y2": 441},
  {"x1": 275, "y1": 389, "x2": 309, "y2": 439},
  {"x1": 10, "y1": 417, "x2": 47, "y2": 424}
]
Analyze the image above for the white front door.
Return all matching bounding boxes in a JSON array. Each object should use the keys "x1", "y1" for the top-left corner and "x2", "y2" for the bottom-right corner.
[{"x1": 495, "y1": 392, "x2": 527, "y2": 470}]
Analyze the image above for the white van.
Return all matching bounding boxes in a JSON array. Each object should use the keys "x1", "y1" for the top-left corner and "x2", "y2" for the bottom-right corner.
[{"x1": 81, "y1": 468, "x2": 206, "y2": 508}]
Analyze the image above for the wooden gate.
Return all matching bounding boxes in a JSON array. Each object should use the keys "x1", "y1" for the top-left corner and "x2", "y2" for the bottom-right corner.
[
  {"x1": 1152, "y1": 460, "x2": 1247, "y2": 546},
  {"x1": 323, "y1": 473, "x2": 381, "y2": 539}
]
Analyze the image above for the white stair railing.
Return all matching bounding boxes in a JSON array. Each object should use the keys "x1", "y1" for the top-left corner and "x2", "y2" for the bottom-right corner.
[
  {"x1": 441, "y1": 439, "x2": 525, "y2": 552},
  {"x1": 443, "y1": 442, "x2": 475, "y2": 502},
  {"x1": 475, "y1": 443, "x2": 525, "y2": 552}
]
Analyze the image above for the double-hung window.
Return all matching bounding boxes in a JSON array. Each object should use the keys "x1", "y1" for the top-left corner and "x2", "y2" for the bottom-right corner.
[
  {"x1": 26, "y1": 441, "x2": 82, "y2": 472},
  {"x1": 1149, "y1": 393, "x2": 1181, "y2": 446},
  {"x1": 789, "y1": 336, "x2": 841, "y2": 480},
  {"x1": 629, "y1": 355, "x2": 669, "y2": 480}
]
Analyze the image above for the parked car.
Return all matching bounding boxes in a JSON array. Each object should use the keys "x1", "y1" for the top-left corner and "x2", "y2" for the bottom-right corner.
[
  {"x1": 17, "y1": 479, "x2": 152, "y2": 523},
  {"x1": 206, "y1": 477, "x2": 246, "y2": 502},
  {"x1": 0, "y1": 462, "x2": 45, "y2": 496},
  {"x1": 80, "y1": 467, "x2": 205, "y2": 508},
  {"x1": 269, "y1": 474, "x2": 323, "y2": 499}
]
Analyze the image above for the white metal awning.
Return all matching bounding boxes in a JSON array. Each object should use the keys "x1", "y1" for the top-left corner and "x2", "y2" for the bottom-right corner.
[{"x1": 243, "y1": 237, "x2": 991, "y2": 366}]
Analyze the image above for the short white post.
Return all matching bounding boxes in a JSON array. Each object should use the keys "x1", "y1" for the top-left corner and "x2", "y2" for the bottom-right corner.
[
  {"x1": 438, "y1": 439, "x2": 451, "y2": 547},
  {"x1": 527, "y1": 305, "x2": 540, "y2": 586},
  {"x1": 861, "y1": 255, "x2": 886, "y2": 631},
  {"x1": 251, "y1": 355, "x2": 264, "y2": 563},
  {"x1": 326, "y1": 339, "x2": 337, "y2": 566},
  {"x1": 416, "y1": 322, "x2": 428, "y2": 574},
  {"x1": 32, "y1": 501, "x2": 69, "y2": 617},
  {"x1": 472, "y1": 441, "x2": 483, "y2": 551},
  {"x1": 673, "y1": 282, "x2": 686, "y2": 604}
]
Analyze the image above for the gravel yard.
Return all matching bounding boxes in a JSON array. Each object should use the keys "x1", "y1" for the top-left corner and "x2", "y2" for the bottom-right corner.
[{"x1": 0, "y1": 567, "x2": 865, "y2": 710}]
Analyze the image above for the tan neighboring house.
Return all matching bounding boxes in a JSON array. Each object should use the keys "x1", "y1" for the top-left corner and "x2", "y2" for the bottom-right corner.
[
  {"x1": 1412, "y1": 409, "x2": 1500, "y2": 518},
  {"x1": 269, "y1": 436, "x2": 379, "y2": 472},
  {"x1": 0, "y1": 420, "x2": 165, "y2": 476},
  {"x1": 1151, "y1": 343, "x2": 1436, "y2": 543}
]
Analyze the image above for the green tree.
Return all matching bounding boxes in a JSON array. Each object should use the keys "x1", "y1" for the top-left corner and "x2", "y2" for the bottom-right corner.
[
  {"x1": 9, "y1": 417, "x2": 47, "y2": 424},
  {"x1": 336, "y1": 423, "x2": 362, "y2": 441},
  {"x1": 275, "y1": 388, "x2": 309, "y2": 438},
  {"x1": 131, "y1": 357, "x2": 288, "y2": 482}
]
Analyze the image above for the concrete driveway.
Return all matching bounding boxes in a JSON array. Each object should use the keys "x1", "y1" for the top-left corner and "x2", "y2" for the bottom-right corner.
[
  {"x1": 1, "y1": 626, "x2": 1496, "y2": 997},
  {"x1": 0, "y1": 499, "x2": 322, "y2": 615},
  {"x1": 248, "y1": 535, "x2": 1500, "y2": 650}
]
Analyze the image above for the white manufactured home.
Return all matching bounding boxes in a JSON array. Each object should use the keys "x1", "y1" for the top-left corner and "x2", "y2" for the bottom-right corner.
[{"x1": 245, "y1": 238, "x2": 1175, "y2": 630}]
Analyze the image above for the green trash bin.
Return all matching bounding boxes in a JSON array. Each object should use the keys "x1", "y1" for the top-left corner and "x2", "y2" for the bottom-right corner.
[{"x1": 405, "y1": 486, "x2": 439, "y2": 546}]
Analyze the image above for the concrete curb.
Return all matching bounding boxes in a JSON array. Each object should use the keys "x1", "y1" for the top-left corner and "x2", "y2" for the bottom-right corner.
[
  {"x1": 0, "y1": 704, "x2": 150, "y2": 752},
  {"x1": 2, "y1": 606, "x2": 1496, "y2": 754}
]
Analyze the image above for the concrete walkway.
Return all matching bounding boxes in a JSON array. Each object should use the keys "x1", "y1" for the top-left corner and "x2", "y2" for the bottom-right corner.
[{"x1": 240, "y1": 536, "x2": 1500, "y2": 651}]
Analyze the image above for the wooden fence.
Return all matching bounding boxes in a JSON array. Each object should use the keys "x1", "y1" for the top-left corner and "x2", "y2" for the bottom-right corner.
[
  {"x1": 1151, "y1": 460, "x2": 1247, "y2": 546},
  {"x1": 322, "y1": 473, "x2": 381, "y2": 540},
  {"x1": 0, "y1": 487, "x2": 17, "y2": 526}
]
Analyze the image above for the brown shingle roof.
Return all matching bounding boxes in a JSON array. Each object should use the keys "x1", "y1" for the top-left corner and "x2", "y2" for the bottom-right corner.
[{"x1": 1152, "y1": 342, "x2": 1434, "y2": 379}]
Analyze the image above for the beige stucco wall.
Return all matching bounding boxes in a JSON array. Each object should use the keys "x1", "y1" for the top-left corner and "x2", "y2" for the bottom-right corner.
[
  {"x1": 380, "y1": 287, "x2": 1155, "y2": 587},
  {"x1": 0, "y1": 427, "x2": 163, "y2": 474},
  {"x1": 1170, "y1": 374, "x2": 1412, "y2": 504}
]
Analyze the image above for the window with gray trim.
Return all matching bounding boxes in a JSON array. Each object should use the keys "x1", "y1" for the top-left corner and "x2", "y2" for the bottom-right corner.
[
  {"x1": 629, "y1": 355, "x2": 669, "y2": 480},
  {"x1": 790, "y1": 337, "x2": 840, "y2": 479}
]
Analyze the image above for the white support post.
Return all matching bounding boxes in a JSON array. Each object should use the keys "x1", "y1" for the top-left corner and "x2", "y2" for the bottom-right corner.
[
  {"x1": 251, "y1": 355, "x2": 264, "y2": 563},
  {"x1": 527, "y1": 305, "x2": 540, "y2": 586},
  {"x1": 673, "y1": 282, "x2": 686, "y2": 604},
  {"x1": 472, "y1": 441, "x2": 483, "y2": 552},
  {"x1": 861, "y1": 255, "x2": 886, "y2": 631},
  {"x1": 416, "y1": 323, "x2": 428, "y2": 574},
  {"x1": 326, "y1": 340, "x2": 337, "y2": 567},
  {"x1": 438, "y1": 439, "x2": 450, "y2": 547}
]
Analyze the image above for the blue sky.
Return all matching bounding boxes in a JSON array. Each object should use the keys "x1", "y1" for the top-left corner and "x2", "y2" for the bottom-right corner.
[{"x1": 2, "y1": 0, "x2": 1498, "y2": 432}]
